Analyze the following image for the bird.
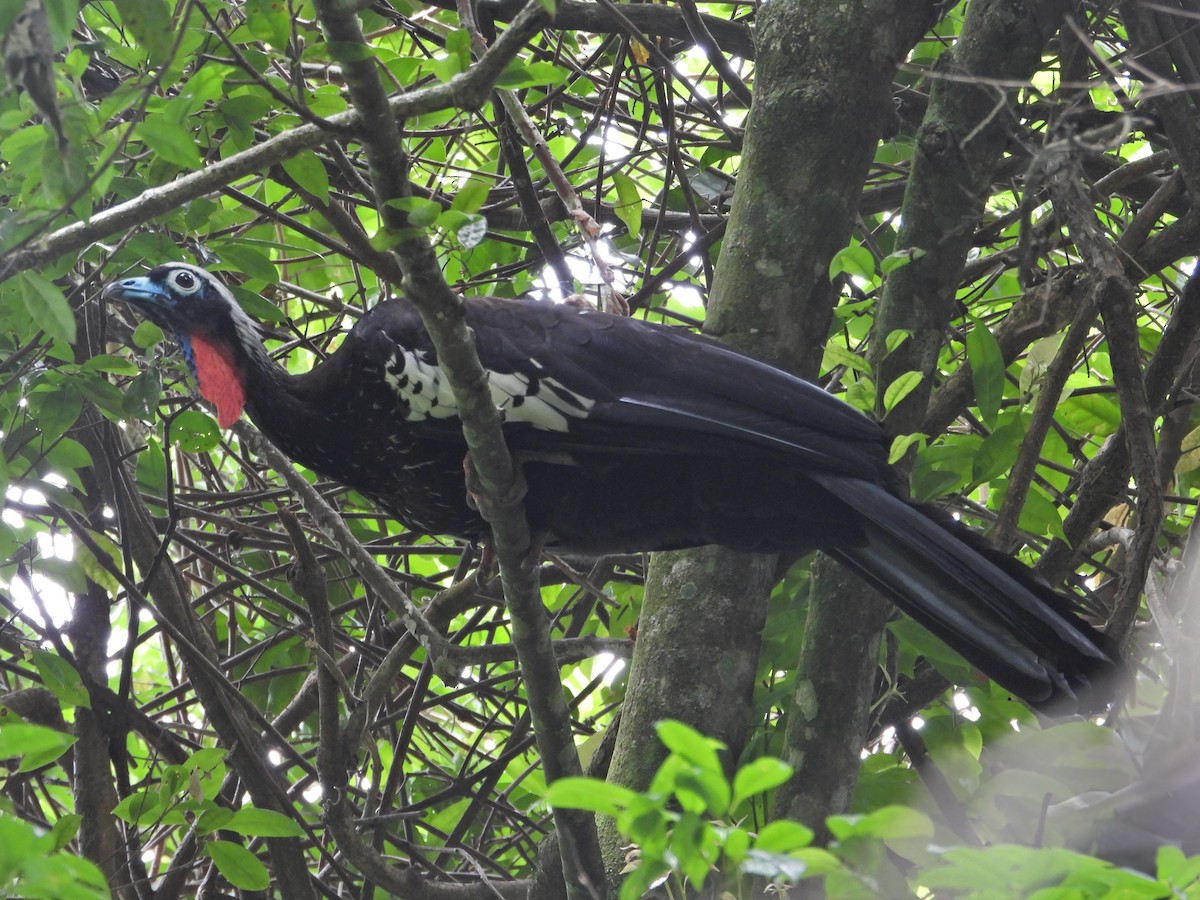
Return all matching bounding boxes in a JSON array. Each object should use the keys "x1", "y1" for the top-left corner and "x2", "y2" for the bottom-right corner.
[{"x1": 102, "y1": 262, "x2": 1121, "y2": 712}]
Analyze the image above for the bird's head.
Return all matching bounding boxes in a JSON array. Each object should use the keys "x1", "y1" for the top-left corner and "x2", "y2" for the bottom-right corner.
[{"x1": 103, "y1": 263, "x2": 267, "y2": 428}]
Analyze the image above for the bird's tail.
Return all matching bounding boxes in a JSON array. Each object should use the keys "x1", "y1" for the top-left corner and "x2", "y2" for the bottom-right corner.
[{"x1": 810, "y1": 474, "x2": 1121, "y2": 713}]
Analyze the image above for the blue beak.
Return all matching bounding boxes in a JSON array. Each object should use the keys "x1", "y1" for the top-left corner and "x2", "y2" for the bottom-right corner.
[{"x1": 103, "y1": 276, "x2": 175, "y2": 328}]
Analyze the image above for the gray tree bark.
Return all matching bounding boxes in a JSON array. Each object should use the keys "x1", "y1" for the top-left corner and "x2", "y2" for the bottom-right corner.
[{"x1": 600, "y1": 1, "x2": 940, "y2": 883}]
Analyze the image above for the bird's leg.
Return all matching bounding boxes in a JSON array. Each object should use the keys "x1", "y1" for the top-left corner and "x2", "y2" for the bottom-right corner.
[
  {"x1": 462, "y1": 451, "x2": 528, "y2": 522},
  {"x1": 463, "y1": 452, "x2": 545, "y2": 565},
  {"x1": 475, "y1": 540, "x2": 495, "y2": 576}
]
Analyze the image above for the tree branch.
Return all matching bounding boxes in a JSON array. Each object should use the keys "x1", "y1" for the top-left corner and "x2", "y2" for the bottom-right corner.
[
  {"x1": 0, "y1": 0, "x2": 549, "y2": 277},
  {"x1": 311, "y1": 1, "x2": 605, "y2": 895},
  {"x1": 1045, "y1": 145, "x2": 1161, "y2": 642}
]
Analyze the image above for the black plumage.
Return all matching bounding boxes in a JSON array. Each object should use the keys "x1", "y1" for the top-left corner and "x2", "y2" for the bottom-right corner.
[{"x1": 103, "y1": 263, "x2": 1121, "y2": 712}]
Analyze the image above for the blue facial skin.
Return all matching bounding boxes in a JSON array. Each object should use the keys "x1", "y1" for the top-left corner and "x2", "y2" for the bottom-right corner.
[
  {"x1": 174, "y1": 333, "x2": 198, "y2": 380},
  {"x1": 103, "y1": 276, "x2": 198, "y2": 380}
]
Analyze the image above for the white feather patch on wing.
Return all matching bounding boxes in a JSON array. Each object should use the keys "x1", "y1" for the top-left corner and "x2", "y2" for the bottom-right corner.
[
  {"x1": 384, "y1": 349, "x2": 458, "y2": 419},
  {"x1": 384, "y1": 349, "x2": 594, "y2": 431},
  {"x1": 487, "y1": 370, "x2": 595, "y2": 431}
]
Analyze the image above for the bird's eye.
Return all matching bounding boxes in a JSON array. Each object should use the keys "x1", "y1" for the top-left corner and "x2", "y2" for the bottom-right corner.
[{"x1": 170, "y1": 270, "x2": 199, "y2": 294}]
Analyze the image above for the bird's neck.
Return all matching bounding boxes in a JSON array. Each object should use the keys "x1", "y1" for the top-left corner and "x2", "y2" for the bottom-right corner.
[{"x1": 181, "y1": 328, "x2": 292, "y2": 431}]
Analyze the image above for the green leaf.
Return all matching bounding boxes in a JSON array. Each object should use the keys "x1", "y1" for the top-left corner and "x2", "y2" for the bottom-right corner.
[
  {"x1": 136, "y1": 437, "x2": 168, "y2": 496},
  {"x1": 112, "y1": 0, "x2": 174, "y2": 64},
  {"x1": 674, "y1": 767, "x2": 730, "y2": 816},
  {"x1": 880, "y1": 247, "x2": 926, "y2": 274},
  {"x1": 827, "y1": 805, "x2": 934, "y2": 843},
  {"x1": 170, "y1": 67, "x2": 229, "y2": 122},
  {"x1": 185, "y1": 748, "x2": 228, "y2": 800},
  {"x1": 30, "y1": 649, "x2": 90, "y2": 710},
  {"x1": 545, "y1": 777, "x2": 637, "y2": 816},
  {"x1": 138, "y1": 118, "x2": 203, "y2": 169},
  {"x1": 888, "y1": 432, "x2": 926, "y2": 465},
  {"x1": 17, "y1": 271, "x2": 75, "y2": 345},
  {"x1": 754, "y1": 820, "x2": 814, "y2": 853},
  {"x1": 972, "y1": 415, "x2": 1026, "y2": 484},
  {"x1": 281, "y1": 151, "x2": 330, "y2": 205},
  {"x1": 218, "y1": 93, "x2": 273, "y2": 134},
  {"x1": 42, "y1": 437, "x2": 94, "y2": 490},
  {"x1": 616, "y1": 794, "x2": 670, "y2": 845},
  {"x1": 112, "y1": 789, "x2": 159, "y2": 825},
  {"x1": 168, "y1": 410, "x2": 221, "y2": 452},
  {"x1": 43, "y1": 0, "x2": 77, "y2": 49},
  {"x1": 223, "y1": 807, "x2": 304, "y2": 837},
  {"x1": 386, "y1": 197, "x2": 442, "y2": 228},
  {"x1": 829, "y1": 242, "x2": 875, "y2": 281},
  {"x1": 670, "y1": 812, "x2": 712, "y2": 885},
  {"x1": 612, "y1": 172, "x2": 642, "y2": 238},
  {"x1": 74, "y1": 370, "x2": 132, "y2": 419},
  {"x1": 31, "y1": 557, "x2": 88, "y2": 594},
  {"x1": 655, "y1": 720, "x2": 724, "y2": 773},
  {"x1": 132, "y1": 320, "x2": 165, "y2": 349},
  {"x1": 0, "y1": 722, "x2": 75, "y2": 773},
  {"x1": 451, "y1": 177, "x2": 491, "y2": 214},
  {"x1": 723, "y1": 826, "x2": 752, "y2": 865},
  {"x1": 1058, "y1": 393, "x2": 1121, "y2": 437},
  {"x1": 884, "y1": 329, "x2": 911, "y2": 353},
  {"x1": 230, "y1": 284, "x2": 285, "y2": 323},
  {"x1": 45, "y1": 814, "x2": 81, "y2": 853},
  {"x1": 820, "y1": 342, "x2": 871, "y2": 376},
  {"x1": 79, "y1": 531, "x2": 123, "y2": 594},
  {"x1": 205, "y1": 840, "x2": 270, "y2": 891},
  {"x1": 740, "y1": 848, "x2": 812, "y2": 882},
  {"x1": 495, "y1": 61, "x2": 570, "y2": 89},
  {"x1": 124, "y1": 368, "x2": 163, "y2": 421},
  {"x1": 196, "y1": 807, "x2": 234, "y2": 835},
  {"x1": 1158, "y1": 845, "x2": 1200, "y2": 891},
  {"x1": 426, "y1": 53, "x2": 465, "y2": 82},
  {"x1": 245, "y1": 0, "x2": 291, "y2": 48},
  {"x1": 731, "y1": 757, "x2": 793, "y2": 808},
  {"x1": 29, "y1": 386, "x2": 82, "y2": 442},
  {"x1": 82, "y1": 354, "x2": 140, "y2": 375},
  {"x1": 1014, "y1": 484, "x2": 1065, "y2": 540},
  {"x1": 743, "y1": 847, "x2": 839, "y2": 880},
  {"x1": 967, "y1": 318, "x2": 1004, "y2": 428},
  {"x1": 882, "y1": 370, "x2": 922, "y2": 413},
  {"x1": 444, "y1": 28, "x2": 471, "y2": 58},
  {"x1": 1019, "y1": 334, "x2": 1064, "y2": 396},
  {"x1": 213, "y1": 245, "x2": 278, "y2": 285},
  {"x1": 436, "y1": 210, "x2": 488, "y2": 248}
]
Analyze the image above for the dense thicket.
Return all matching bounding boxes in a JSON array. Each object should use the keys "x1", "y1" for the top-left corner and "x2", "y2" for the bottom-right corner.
[{"x1": 0, "y1": 0, "x2": 1198, "y2": 897}]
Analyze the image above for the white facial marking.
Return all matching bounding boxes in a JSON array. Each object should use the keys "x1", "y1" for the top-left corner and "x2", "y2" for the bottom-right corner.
[{"x1": 168, "y1": 262, "x2": 267, "y2": 366}]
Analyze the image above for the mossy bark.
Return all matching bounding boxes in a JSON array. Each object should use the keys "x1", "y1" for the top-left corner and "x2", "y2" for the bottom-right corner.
[
  {"x1": 778, "y1": 0, "x2": 1076, "y2": 830},
  {"x1": 599, "y1": 1, "x2": 940, "y2": 886}
]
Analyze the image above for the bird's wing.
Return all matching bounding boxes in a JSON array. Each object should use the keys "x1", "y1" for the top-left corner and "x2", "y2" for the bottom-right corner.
[
  {"x1": 356, "y1": 295, "x2": 889, "y2": 478},
  {"x1": 474, "y1": 298, "x2": 889, "y2": 477}
]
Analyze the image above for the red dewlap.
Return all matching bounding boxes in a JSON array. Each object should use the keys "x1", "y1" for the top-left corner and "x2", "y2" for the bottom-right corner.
[{"x1": 190, "y1": 335, "x2": 245, "y2": 428}]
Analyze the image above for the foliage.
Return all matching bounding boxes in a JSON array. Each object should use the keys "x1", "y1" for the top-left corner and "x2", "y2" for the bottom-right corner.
[
  {"x1": 0, "y1": 721, "x2": 107, "y2": 899},
  {"x1": 551, "y1": 721, "x2": 1187, "y2": 899},
  {"x1": 0, "y1": 0, "x2": 1195, "y2": 896},
  {"x1": 549, "y1": 720, "x2": 836, "y2": 898}
]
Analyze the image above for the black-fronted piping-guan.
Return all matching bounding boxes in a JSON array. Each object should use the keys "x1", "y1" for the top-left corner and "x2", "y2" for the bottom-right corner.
[{"x1": 103, "y1": 263, "x2": 1120, "y2": 712}]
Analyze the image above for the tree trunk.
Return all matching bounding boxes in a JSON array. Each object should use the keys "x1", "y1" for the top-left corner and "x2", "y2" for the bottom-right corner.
[{"x1": 600, "y1": 0, "x2": 940, "y2": 880}]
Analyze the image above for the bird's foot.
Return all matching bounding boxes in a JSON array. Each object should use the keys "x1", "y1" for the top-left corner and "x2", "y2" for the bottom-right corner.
[
  {"x1": 462, "y1": 452, "x2": 528, "y2": 521},
  {"x1": 475, "y1": 541, "x2": 495, "y2": 577}
]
